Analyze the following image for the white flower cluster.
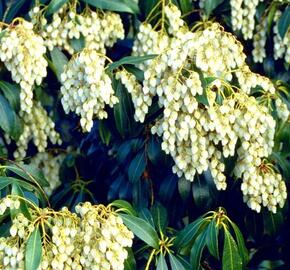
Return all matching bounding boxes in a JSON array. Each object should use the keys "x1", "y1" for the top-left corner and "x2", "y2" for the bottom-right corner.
[
  {"x1": 0, "y1": 19, "x2": 47, "y2": 113},
  {"x1": 252, "y1": 19, "x2": 267, "y2": 63},
  {"x1": 60, "y1": 49, "x2": 118, "y2": 132},
  {"x1": 14, "y1": 102, "x2": 62, "y2": 159},
  {"x1": 30, "y1": 4, "x2": 124, "y2": 54},
  {"x1": 275, "y1": 98, "x2": 290, "y2": 122},
  {"x1": 130, "y1": 4, "x2": 288, "y2": 212},
  {"x1": 76, "y1": 202, "x2": 134, "y2": 270},
  {"x1": 29, "y1": 152, "x2": 65, "y2": 196},
  {"x1": 241, "y1": 164, "x2": 287, "y2": 213},
  {"x1": 230, "y1": 0, "x2": 260, "y2": 40},
  {"x1": 0, "y1": 199, "x2": 134, "y2": 270},
  {"x1": 273, "y1": 11, "x2": 290, "y2": 64}
]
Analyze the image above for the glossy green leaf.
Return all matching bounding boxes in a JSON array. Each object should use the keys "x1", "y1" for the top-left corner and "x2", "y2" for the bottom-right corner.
[
  {"x1": 11, "y1": 183, "x2": 31, "y2": 219},
  {"x1": 178, "y1": 177, "x2": 191, "y2": 201},
  {"x1": 50, "y1": 47, "x2": 68, "y2": 81},
  {"x1": 120, "y1": 214, "x2": 159, "y2": 249},
  {"x1": 124, "y1": 248, "x2": 136, "y2": 270},
  {"x1": 113, "y1": 80, "x2": 134, "y2": 137},
  {"x1": 151, "y1": 203, "x2": 168, "y2": 232},
  {"x1": 222, "y1": 229, "x2": 242, "y2": 270},
  {"x1": 111, "y1": 200, "x2": 137, "y2": 216},
  {"x1": 190, "y1": 230, "x2": 207, "y2": 270},
  {"x1": 5, "y1": 164, "x2": 49, "y2": 187},
  {"x1": 25, "y1": 227, "x2": 42, "y2": 270},
  {"x1": 139, "y1": 208, "x2": 155, "y2": 228},
  {"x1": 70, "y1": 36, "x2": 85, "y2": 52},
  {"x1": 108, "y1": 55, "x2": 157, "y2": 71},
  {"x1": 263, "y1": 211, "x2": 283, "y2": 236},
  {"x1": 174, "y1": 217, "x2": 207, "y2": 250},
  {"x1": 230, "y1": 222, "x2": 249, "y2": 265},
  {"x1": 80, "y1": 0, "x2": 139, "y2": 14},
  {"x1": 0, "y1": 94, "x2": 21, "y2": 140},
  {"x1": 124, "y1": 65, "x2": 144, "y2": 81},
  {"x1": 98, "y1": 120, "x2": 111, "y2": 146},
  {"x1": 128, "y1": 151, "x2": 146, "y2": 183},
  {"x1": 278, "y1": 6, "x2": 290, "y2": 39},
  {"x1": 206, "y1": 219, "x2": 219, "y2": 259},
  {"x1": 157, "y1": 254, "x2": 168, "y2": 270},
  {"x1": 45, "y1": 0, "x2": 69, "y2": 16},
  {"x1": 0, "y1": 177, "x2": 11, "y2": 190},
  {"x1": 204, "y1": 0, "x2": 224, "y2": 17},
  {"x1": 0, "y1": 81, "x2": 20, "y2": 111},
  {"x1": 179, "y1": 0, "x2": 192, "y2": 14},
  {"x1": 169, "y1": 253, "x2": 186, "y2": 270},
  {"x1": 3, "y1": 0, "x2": 25, "y2": 23}
]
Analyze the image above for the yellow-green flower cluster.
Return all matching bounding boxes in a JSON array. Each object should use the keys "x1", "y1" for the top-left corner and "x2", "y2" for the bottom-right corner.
[
  {"x1": 14, "y1": 102, "x2": 62, "y2": 159},
  {"x1": 0, "y1": 19, "x2": 47, "y2": 113},
  {"x1": 130, "y1": 3, "x2": 288, "y2": 212},
  {"x1": 30, "y1": 3, "x2": 124, "y2": 55},
  {"x1": 0, "y1": 198, "x2": 133, "y2": 270}
]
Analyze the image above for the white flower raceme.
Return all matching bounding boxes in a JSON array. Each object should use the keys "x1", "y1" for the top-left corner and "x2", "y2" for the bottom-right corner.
[
  {"x1": 29, "y1": 152, "x2": 65, "y2": 196},
  {"x1": 273, "y1": 10, "x2": 290, "y2": 64},
  {"x1": 130, "y1": 4, "x2": 288, "y2": 212},
  {"x1": 252, "y1": 19, "x2": 267, "y2": 63},
  {"x1": 60, "y1": 49, "x2": 118, "y2": 132},
  {"x1": 230, "y1": 0, "x2": 260, "y2": 40},
  {"x1": 0, "y1": 199, "x2": 134, "y2": 270},
  {"x1": 30, "y1": 4, "x2": 124, "y2": 55},
  {"x1": 0, "y1": 19, "x2": 47, "y2": 113},
  {"x1": 13, "y1": 102, "x2": 62, "y2": 159}
]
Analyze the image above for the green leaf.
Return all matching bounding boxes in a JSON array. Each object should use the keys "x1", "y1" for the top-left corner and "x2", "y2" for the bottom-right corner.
[
  {"x1": 98, "y1": 120, "x2": 111, "y2": 146},
  {"x1": 45, "y1": 0, "x2": 69, "y2": 16},
  {"x1": 3, "y1": 0, "x2": 25, "y2": 23},
  {"x1": 108, "y1": 55, "x2": 157, "y2": 72},
  {"x1": 278, "y1": 6, "x2": 290, "y2": 39},
  {"x1": 139, "y1": 208, "x2": 155, "y2": 228},
  {"x1": 0, "y1": 81, "x2": 20, "y2": 111},
  {"x1": 50, "y1": 47, "x2": 68, "y2": 81},
  {"x1": 179, "y1": 0, "x2": 192, "y2": 14},
  {"x1": 124, "y1": 248, "x2": 136, "y2": 270},
  {"x1": 119, "y1": 214, "x2": 159, "y2": 249},
  {"x1": 0, "y1": 177, "x2": 11, "y2": 190},
  {"x1": 111, "y1": 200, "x2": 137, "y2": 216},
  {"x1": 80, "y1": 0, "x2": 140, "y2": 14},
  {"x1": 25, "y1": 227, "x2": 42, "y2": 270},
  {"x1": 267, "y1": 3, "x2": 277, "y2": 34},
  {"x1": 178, "y1": 177, "x2": 191, "y2": 201},
  {"x1": 169, "y1": 253, "x2": 186, "y2": 270},
  {"x1": 206, "y1": 219, "x2": 219, "y2": 259},
  {"x1": 0, "y1": 94, "x2": 21, "y2": 140},
  {"x1": 174, "y1": 217, "x2": 207, "y2": 250},
  {"x1": 128, "y1": 151, "x2": 146, "y2": 183},
  {"x1": 70, "y1": 36, "x2": 85, "y2": 52},
  {"x1": 124, "y1": 65, "x2": 144, "y2": 82},
  {"x1": 5, "y1": 164, "x2": 49, "y2": 187},
  {"x1": 230, "y1": 222, "x2": 249, "y2": 265},
  {"x1": 151, "y1": 203, "x2": 168, "y2": 232},
  {"x1": 190, "y1": 230, "x2": 207, "y2": 270},
  {"x1": 204, "y1": 0, "x2": 224, "y2": 17},
  {"x1": 263, "y1": 211, "x2": 283, "y2": 236},
  {"x1": 113, "y1": 80, "x2": 134, "y2": 137},
  {"x1": 157, "y1": 254, "x2": 168, "y2": 270},
  {"x1": 222, "y1": 229, "x2": 242, "y2": 270},
  {"x1": 11, "y1": 183, "x2": 31, "y2": 219}
]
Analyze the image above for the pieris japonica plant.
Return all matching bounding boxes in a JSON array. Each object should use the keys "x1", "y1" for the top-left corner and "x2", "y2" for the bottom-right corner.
[{"x1": 0, "y1": 0, "x2": 289, "y2": 269}]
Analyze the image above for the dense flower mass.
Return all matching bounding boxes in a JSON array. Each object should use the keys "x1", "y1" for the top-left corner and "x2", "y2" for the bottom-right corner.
[
  {"x1": 60, "y1": 49, "x2": 118, "y2": 132},
  {"x1": 30, "y1": 3, "x2": 124, "y2": 54},
  {"x1": 14, "y1": 102, "x2": 62, "y2": 159},
  {"x1": 0, "y1": 19, "x2": 47, "y2": 113},
  {"x1": 130, "y1": 4, "x2": 289, "y2": 212},
  {"x1": 29, "y1": 152, "x2": 65, "y2": 195},
  {"x1": 0, "y1": 198, "x2": 133, "y2": 270}
]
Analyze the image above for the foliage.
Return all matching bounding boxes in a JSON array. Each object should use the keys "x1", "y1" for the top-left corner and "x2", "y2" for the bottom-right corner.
[{"x1": 0, "y1": 0, "x2": 289, "y2": 269}]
